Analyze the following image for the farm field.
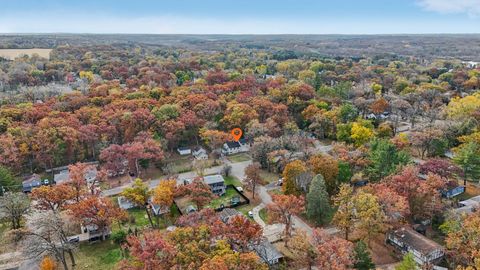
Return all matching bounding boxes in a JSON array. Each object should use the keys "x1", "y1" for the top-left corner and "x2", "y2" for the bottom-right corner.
[{"x1": 0, "y1": 48, "x2": 52, "y2": 60}]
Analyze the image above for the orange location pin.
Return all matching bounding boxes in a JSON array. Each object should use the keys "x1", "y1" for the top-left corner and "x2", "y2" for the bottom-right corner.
[{"x1": 231, "y1": 128, "x2": 243, "y2": 142}]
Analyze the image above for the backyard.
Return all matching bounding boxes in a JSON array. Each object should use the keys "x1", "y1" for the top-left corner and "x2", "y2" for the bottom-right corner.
[
  {"x1": 227, "y1": 153, "x2": 251, "y2": 163},
  {"x1": 75, "y1": 241, "x2": 123, "y2": 270}
]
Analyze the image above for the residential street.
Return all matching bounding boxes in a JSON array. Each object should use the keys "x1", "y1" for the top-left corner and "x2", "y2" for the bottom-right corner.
[{"x1": 102, "y1": 141, "x2": 339, "y2": 240}]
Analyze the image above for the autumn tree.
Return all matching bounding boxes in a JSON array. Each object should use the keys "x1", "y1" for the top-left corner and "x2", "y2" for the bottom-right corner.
[
  {"x1": 409, "y1": 128, "x2": 444, "y2": 159},
  {"x1": 308, "y1": 154, "x2": 339, "y2": 196},
  {"x1": 313, "y1": 229, "x2": 355, "y2": 270},
  {"x1": 69, "y1": 195, "x2": 126, "y2": 241},
  {"x1": 267, "y1": 194, "x2": 305, "y2": 246},
  {"x1": 221, "y1": 215, "x2": 263, "y2": 252},
  {"x1": 152, "y1": 179, "x2": 176, "y2": 215},
  {"x1": 282, "y1": 160, "x2": 308, "y2": 195},
  {"x1": 178, "y1": 178, "x2": 216, "y2": 210},
  {"x1": 353, "y1": 191, "x2": 386, "y2": 245},
  {"x1": 244, "y1": 162, "x2": 263, "y2": 199},
  {"x1": 119, "y1": 230, "x2": 175, "y2": 270},
  {"x1": 200, "y1": 129, "x2": 233, "y2": 151},
  {"x1": 306, "y1": 174, "x2": 331, "y2": 225},
  {"x1": 40, "y1": 256, "x2": 57, "y2": 270},
  {"x1": 441, "y1": 211, "x2": 480, "y2": 267},
  {"x1": 332, "y1": 184, "x2": 355, "y2": 240},
  {"x1": 350, "y1": 121, "x2": 375, "y2": 147},
  {"x1": 121, "y1": 178, "x2": 155, "y2": 228},
  {"x1": 30, "y1": 184, "x2": 75, "y2": 212},
  {"x1": 0, "y1": 192, "x2": 30, "y2": 229},
  {"x1": 419, "y1": 158, "x2": 463, "y2": 179},
  {"x1": 290, "y1": 230, "x2": 317, "y2": 270}
]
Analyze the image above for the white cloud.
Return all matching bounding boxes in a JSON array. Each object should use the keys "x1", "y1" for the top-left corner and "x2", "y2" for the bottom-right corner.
[{"x1": 417, "y1": 0, "x2": 480, "y2": 16}]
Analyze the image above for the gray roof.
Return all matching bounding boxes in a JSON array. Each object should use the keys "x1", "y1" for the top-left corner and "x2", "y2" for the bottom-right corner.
[
  {"x1": 389, "y1": 227, "x2": 444, "y2": 255},
  {"x1": 218, "y1": 208, "x2": 242, "y2": 223},
  {"x1": 54, "y1": 170, "x2": 70, "y2": 184},
  {"x1": 253, "y1": 240, "x2": 283, "y2": 265},
  {"x1": 455, "y1": 195, "x2": 480, "y2": 214},
  {"x1": 203, "y1": 174, "x2": 225, "y2": 185}
]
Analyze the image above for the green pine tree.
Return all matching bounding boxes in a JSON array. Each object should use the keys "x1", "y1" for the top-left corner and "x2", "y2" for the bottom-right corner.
[
  {"x1": 395, "y1": 253, "x2": 417, "y2": 270},
  {"x1": 306, "y1": 174, "x2": 331, "y2": 225},
  {"x1": 0, "y1": 166, "x2": 17, "y2": 196},
  {"x1": 366, "y1": 139, "x2": 411, "y2": 181},
  {"x1": 453, "y1": 141, "x2": 480, "y2": 186},
  {"x1": 353, "y1": 240, "x2": 375, "y2": 270}
]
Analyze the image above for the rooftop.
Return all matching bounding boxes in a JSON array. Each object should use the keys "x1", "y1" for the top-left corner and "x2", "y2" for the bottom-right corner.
[
  {"x1": 225, "y1": 141, "x2": 241, "y2": 149},
  {"x1": 390, "y1": 227, "x2": 443, "y2": 255},
  {"x1": 203, "y1": 174, "x2": 225, "y2": 185},
  {"x1": 253, "y1": 240, "x2": 283, "y2": 264},
  {"x1": 218, "y1": 208, "x2": 242, "y2": 222}
]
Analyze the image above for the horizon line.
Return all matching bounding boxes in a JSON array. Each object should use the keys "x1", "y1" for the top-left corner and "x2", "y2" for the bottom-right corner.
[{"x1": 2, "y1": 32, "x2": 480, "y2": 36}]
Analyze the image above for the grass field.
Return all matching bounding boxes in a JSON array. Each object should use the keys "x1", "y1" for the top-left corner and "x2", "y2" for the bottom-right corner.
[
  {"x1": 0, "y1": 48, "x2": 52, "y2": 60},
  {"x1": 75, "y1": 241, "x2": 122, "y2": 270},
  {"x1": 224, "y1": 175, "x2": 242, "y2": 186},
  {"x1": 259, "y1": 208, "x2": 269, "y2": 223},
  {"x1": 227, "y1": 153, "x2": 251, "y2": 163},
  {"x1": 259, "y1": 170, "x2": 280, "y2": 184}
]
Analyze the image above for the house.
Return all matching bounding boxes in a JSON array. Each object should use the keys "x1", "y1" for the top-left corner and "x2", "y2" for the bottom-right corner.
[
  {"x1": 185, "y1": 205, "x2": 197, "y2": 213},
  {"x1": 81, "y1": 224, "x2": 111, "y2": 241},
  {"x1": 387, "y1": 226, "x2": 444, "y2": 265},
  {"x1": 222, "y1": 140, "x2": 249, "y2": 155},
  {"x1": 177, "y1": 147, "x2": 192, "y2": 156},
  {"x1": 218, "y1": 208, "x2": 243, "y2": 223},
  {"x1": 22, "y1": 174, "x2": 43, "y2": 193},
  {"x1": 54, "y1": 167, "x2": 98, "y2": 186},
  {"x1": 117, "y1": 196, "x2": 135, "y2": 210},
  {"x1": 54, "y1": 170, "x2": 70, "y2": 184},
  {"x1": 193, "y1": 147, "x2": 208, "y2": 160},
  {"x1": 203, "y1": 174, "x2": 226, "y2": 196},
  {"x1": 252, "y1": 240, "x2": 284, "y2": 266},
  {"x1": 454, "y1": 195, "x2": 480, "y2": 215},
  {"x1": 118, "y1": 196, "x2": 170, "y2": 216}
]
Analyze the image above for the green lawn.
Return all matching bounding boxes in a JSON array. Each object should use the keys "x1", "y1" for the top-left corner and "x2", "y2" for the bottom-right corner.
[
  {"x1": 227, "y1": 153, "x2": 252, "y2": 163},
  {"x1": 237, "y1": 204, "x2": 256, "y2": 220},
  {"x1": 75, "y1": 241, "x2": 123, "y2": 270},
  {"x1": 259, "y1": 208, "x2": 268, "y2": 223},
  {"x1": 224, "y1": 175, "x2": 242, "y2": 187},
  {"x1": 208, "y1": 187, "x2": 246, "y2": 209},
  {"x1": 259, "y1": 170, "x2": 280, "y2": 184}
]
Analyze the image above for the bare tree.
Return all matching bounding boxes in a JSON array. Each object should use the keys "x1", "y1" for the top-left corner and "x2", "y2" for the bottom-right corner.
[
  {"x1": 16, "y1": 212, "x2": 77, "y2": 270},
  {"x1": 0, "y1": 192, "x2": 30, "y2": 230}
]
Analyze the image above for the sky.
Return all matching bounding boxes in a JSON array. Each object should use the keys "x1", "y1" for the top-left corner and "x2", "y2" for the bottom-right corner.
[{"x1": 0, "y1": 0, "x2": 480, "y2": 34}]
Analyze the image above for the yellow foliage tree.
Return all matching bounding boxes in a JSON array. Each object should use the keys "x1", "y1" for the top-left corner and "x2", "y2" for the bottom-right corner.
[
  {"x1": 350, "y1": 122, "x2": 374, "y2": 146},
  {"x1": 282, "y1": 160, "x2": 308, "y2": 195},
  {"x1": 40, "y1": 256, "x2": 57, "y2": 270},
  {"x1": 446, "y1": 92, "x2": 480, "y2": 119},
  {"x1": 153, "y1": 179, "x2": 176, "y2": 210}
]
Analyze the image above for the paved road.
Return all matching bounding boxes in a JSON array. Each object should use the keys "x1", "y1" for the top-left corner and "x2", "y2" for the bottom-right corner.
[
  {"x1": 102, "y1": 148, "x2": 338, "y2": 239},
  {"x1": 102, "y1": 160, "x2": 252, "y2": 197}
]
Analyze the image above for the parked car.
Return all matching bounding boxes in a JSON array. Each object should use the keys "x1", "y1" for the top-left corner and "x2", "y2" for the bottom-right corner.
[
  {"x1": 237, "y1": 186, "x2": 244, "y2": 192},
  {"x1": 248, "y1": 211, "x2": 254, "y2": 218},
  {"x1": 231, "y1": 196, "x2": 241, "y2": 206},
  {"x1": 277, "y1": 178, "x2": 283, "y2": 186}
]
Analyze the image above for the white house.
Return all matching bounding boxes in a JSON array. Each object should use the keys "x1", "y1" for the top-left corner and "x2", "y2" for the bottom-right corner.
[
  {"x1": 193, "y1": 147, "x2": 208, "y2": 160},
  {"x1": 177, "y1": 147, "x2": 192, "y2": 156},
  {"x1": 387, "y1": 227, "x2": 444, "y2": 265},
  {"x1": 222, "y1": 139, "x2": 249, "y2": 155}
]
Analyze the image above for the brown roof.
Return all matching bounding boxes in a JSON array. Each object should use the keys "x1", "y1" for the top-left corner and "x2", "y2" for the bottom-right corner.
[{"x1": 390, "y1": 227, "x2": 444, "y2": 255}]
